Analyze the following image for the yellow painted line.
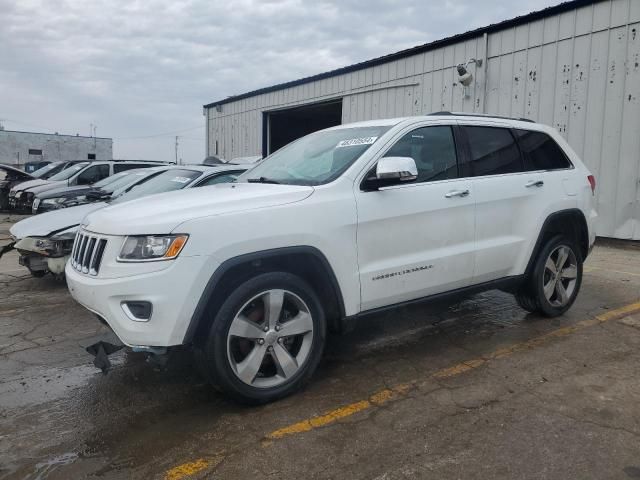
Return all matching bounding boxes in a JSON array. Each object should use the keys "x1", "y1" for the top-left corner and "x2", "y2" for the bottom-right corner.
[
  {"x1": 264, "y1": 300, "x2": 640, "y2": 440},
  {"x1": 267, "y1": 384, "x2": 410, "y2": 440},
  {"x1": 594, "y1": 301, "x2": 640, "y2": 321},
  {"x1": 164, "y1": 459, "x2": 210, "y2": 480},
  {"x1": 585, "y1": 265, "x2": 640, "y2": 277}
]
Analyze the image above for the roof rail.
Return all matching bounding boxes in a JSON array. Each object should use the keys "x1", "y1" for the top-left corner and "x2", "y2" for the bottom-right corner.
[{"x1": 428, "y1": 111, "x2": 535, "y2": 123}]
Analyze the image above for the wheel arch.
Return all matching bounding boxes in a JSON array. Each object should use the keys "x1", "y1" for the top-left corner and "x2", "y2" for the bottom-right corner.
[
  {"x1": 525, "y1": 208, "x2": 590, "y2": 277},
  {"x1": 183, "y1": 246, "x2": 346, "y2": 346}
]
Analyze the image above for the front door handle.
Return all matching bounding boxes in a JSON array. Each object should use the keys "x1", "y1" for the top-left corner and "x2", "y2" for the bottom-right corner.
[
  {"x1": 525, "y1": 180, "x2": 544, "y2": 188},
  {"x1": 445, "y1": 189, "x2": 470, "y2": 198}
]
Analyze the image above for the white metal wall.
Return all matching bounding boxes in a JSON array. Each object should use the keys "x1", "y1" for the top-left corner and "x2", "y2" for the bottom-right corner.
[{"x1": 206, "y1": 0, "x2": 640, "y2": 239}]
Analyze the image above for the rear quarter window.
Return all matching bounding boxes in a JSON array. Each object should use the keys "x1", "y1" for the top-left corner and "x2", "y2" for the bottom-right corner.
[{"x1": 515, "y1": 129, "x2": 572, "y2": 171}]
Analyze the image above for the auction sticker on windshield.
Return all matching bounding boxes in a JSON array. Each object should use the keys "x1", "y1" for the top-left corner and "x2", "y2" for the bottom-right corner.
[
  {"x1": 170, "y1": 177, "x2": 191, "y2": 183},
  {"x1": 336, "y1": 137, "x2": 378, "y2": 148}
]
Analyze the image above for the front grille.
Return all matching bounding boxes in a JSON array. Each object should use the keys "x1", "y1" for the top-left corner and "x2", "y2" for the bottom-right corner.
[{"x1": 71, "y1": 231, "x2": 108, "y2": 275}]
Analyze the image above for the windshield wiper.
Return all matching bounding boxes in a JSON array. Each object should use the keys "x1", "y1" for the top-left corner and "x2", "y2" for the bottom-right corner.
[{"x1": 247, "y1": 177, "x2": 281, "y2": 184}]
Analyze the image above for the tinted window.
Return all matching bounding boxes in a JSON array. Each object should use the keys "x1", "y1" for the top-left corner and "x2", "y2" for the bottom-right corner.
[
  {"x1": 384, "y1": 126, "x2": 458, "y2": 183},
  {"x1": 77, "y1": 164, "x2": 110, "y2": 184},
  {"x1": 463, "y1": 126, "x2": 522, "y2": 177},
  {"x1": 114, "y1": 163, "x2": 152, "y2": 173},
  {"x1": 515, "y1": 129, "x2": 572, "y2": 170},
  {"x1": 197, "y1": 172, "x2": 242, "y2": 186}
]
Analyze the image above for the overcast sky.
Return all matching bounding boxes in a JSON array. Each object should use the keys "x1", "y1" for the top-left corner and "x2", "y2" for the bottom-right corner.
[{"x1": 0, "y1": 0, "x2": 560, "y2": 163}]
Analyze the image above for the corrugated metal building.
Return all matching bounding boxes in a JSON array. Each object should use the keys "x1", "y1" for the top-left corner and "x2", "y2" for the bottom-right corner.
[{"x1": 204, "y1": 0, "x2": 640, "y2": 239}]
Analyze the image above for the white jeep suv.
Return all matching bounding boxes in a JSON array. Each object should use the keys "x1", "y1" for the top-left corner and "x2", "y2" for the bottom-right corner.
[{"x1": 66, "y1": 114, "x2": 597, "y2": 403}]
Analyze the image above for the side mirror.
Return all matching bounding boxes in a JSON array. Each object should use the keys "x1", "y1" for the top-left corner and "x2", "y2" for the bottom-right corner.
[{"x1": 363, "y1": 156, "x2": 418, "y2": 191}]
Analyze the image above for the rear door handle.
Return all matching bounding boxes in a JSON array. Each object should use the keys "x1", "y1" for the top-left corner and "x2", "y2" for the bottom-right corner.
[
  {"x1": 525, "y1": 180, "x2": 544, "y2": 188},
  {"x1": 445, "y1": 189, "x2": 470, "y2": 198}
]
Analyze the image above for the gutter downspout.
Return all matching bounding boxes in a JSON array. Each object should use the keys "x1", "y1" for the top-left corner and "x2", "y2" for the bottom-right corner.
[
  {"x1": 203, "y1": 107, "x2": 209, "y2": 157},
  {"x1": 482, "y1": 32, "x2": 489, "y2": 114}
]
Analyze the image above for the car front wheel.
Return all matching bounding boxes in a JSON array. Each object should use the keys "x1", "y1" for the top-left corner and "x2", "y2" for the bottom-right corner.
[{"x1": 201, "y1": 272, "x2": 326, "y2": 404}]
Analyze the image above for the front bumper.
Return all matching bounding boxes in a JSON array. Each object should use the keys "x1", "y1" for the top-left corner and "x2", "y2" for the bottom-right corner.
[{"x1": 65, "y1": 254, "x2": 218, "y2": 347}]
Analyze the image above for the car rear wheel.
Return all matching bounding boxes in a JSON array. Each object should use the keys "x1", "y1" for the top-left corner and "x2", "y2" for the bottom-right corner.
[
  {"x1": 516, "y1": 235, "x2": 583, "y2": 317},
  {"x1": 200, "y1": 272, "x2": 326, "y2": 404}
]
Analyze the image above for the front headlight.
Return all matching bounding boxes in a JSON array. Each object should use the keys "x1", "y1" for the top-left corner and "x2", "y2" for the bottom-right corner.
[
  {"x1": 118, "y1": 234, "x2": 188, "y2": 262},
  {"x1": 34, "y1": 238, "x2": 55, "y2": 251},
  {"x1": 41, "y1": 198, "x2": 65, "y2": 208}
]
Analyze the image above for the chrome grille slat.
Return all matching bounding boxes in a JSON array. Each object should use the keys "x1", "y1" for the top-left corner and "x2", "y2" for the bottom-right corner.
[
  {"x1": 71, "y1": 230, "x2": 108, "y2": 276},
  {"x1": 77, "y1": 235, "x2": 88, "y2": 266},
  {"x1": 82, "y1": 237, "x2": 96, "y2": 273}
]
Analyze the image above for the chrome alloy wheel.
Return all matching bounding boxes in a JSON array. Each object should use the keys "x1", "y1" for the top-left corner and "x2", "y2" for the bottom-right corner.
[
  {"x1": 226, "y1": 289, "x2": 314, "y2": 388},
  {"x1": 543, "y1": 245, "x2": 578, "y2": 307}
]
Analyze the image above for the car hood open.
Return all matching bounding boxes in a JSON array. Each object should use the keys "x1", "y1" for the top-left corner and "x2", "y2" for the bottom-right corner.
[
  {"x1": 10, "y1": 202, "x2": 107, "y2": 239},
  {"x1": 83, "y1": 183, "x2": 315, "y2": 235}
]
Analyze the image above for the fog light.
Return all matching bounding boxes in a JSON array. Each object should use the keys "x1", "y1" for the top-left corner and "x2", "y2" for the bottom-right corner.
[{"x1": 121, "y1": 301, "x2": 153, "y2": 322}]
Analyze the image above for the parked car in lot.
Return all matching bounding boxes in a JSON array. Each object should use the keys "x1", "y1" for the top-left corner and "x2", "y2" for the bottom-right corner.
[
  {"x1": 8, "y1": 160, "x2": 166, "y2": 212},
  {"x1": 66, "y1": 113, "x2": 597, "y2": 404},
  {"x1": 66, "y1": 114, "x2": 596, "y2": 403},
  {"x1": 7, "y1": 165, "x2": 246, "y2": 277},
  {"x1": 1, "y1": 164, "x2": 34, "y2": 210},
  {"x1": 3, "y1": 160, "x2": 81, "y2": 210},
  {"x1": 32, "y1": 168, "x2": 157, "y2": 214}
]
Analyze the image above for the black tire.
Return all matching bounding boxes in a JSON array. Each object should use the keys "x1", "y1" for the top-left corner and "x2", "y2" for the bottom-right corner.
[
  {"x1": 29, "y1": 269, "x2": 47, "y2": 278},
  {"x1": 199, "y1": 272, "x2": 326, "y2": 404},
  {"x1": 516, "y1": 234, "x2": 583, "y2": 317},
  {"x1": 515, "y1": 290, "x2": 539, "y2": 313}
]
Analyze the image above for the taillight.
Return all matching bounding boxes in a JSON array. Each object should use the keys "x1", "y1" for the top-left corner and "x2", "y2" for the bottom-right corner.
[{"x1": 587, "y1": 175, "x2": 596, "y2": 195}]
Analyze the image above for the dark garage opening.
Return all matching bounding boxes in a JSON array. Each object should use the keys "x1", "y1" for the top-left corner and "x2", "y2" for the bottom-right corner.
[{"x1": 264, "y1": 100, "x2": 342, "y2": 156}]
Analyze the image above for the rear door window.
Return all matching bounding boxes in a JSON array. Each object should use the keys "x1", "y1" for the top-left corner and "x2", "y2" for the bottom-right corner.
[
  {"x1": 461, "y1": 126, "x2": 522, "y2": 177},
  {"x1": 514, "y1": 129, "x2": 572, "y2": 171}
]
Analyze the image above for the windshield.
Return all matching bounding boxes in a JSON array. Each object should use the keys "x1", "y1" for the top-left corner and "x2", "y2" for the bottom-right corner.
[
  {"x1": 48, "y1": 162, "x2": 89, "y2": 181},
  {"x1": 111, "y1": 169, "x2": 200, "y2": 204},
  {"x1": 32, "y1": 162, "x2": 64, "y2": 179},
  {"x1": 93, "y1": 171, "x2": 130, "y2": 189},
  {"x1": 102, "y1": 170, "x2": 153, "y2": 194},
  {"x1": 238, "y1": 126, "x2": 391, "y2": 186}
]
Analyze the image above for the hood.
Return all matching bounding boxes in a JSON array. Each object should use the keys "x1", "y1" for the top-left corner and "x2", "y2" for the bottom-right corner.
[
  {"x1": 84, "y1": 182, "x2": 314, "y2": 235},
  {"x1": 26, "y1": 181, "x2": 67, "y2": 195},
  {"x1": 37, "y1": 185, "x2": 93, "y2": 200},
  {"x1": 10, "y1": 202, "x2": 107, "y2": 239},
  {"x1": 10, "y1": 179, "x2": 50, "y2": 193}
]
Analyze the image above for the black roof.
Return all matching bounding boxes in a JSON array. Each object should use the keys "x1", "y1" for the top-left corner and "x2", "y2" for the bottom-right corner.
[{"x1": 204, "y1": 0, "x2": 604, "y2": 108}]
